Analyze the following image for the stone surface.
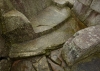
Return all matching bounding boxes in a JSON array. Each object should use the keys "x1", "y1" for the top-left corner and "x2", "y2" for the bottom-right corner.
[
  {"x1": 62, "y1": 25, "x2": 100, "y2": 66},
  {"x1": 10, "y1": 0, "x2": 52, "y2": 19},
  {"x1": 84, "y1": 10, "x2": 100, "y2": 26},
  {"x1": 48, "y1": 59, "x2": 64, "y2": 71},
  {"x1": 53, "y1": 0, "x2": 75, "y2": 7},
  {"x1": 0, "y1": 59, "x2": 11, "y2": 71},
  {"x1": 90, "y1": 0, "x2": 100, "y2": 13},
  {"x1": 9, "y1": 18, "x2": 80, "y2": 58},
  {"x1": 78, "y1": 0, "x2": 92, "y2": 6},
  {"x1": 73, "y1": 0, "x2": 92, "y2": 21},
  {"x1": 71, "y1": 55, "x2": 100, "y2": 71},
  {"x1": 11, "y1": 56, "x2": 50, "y2": 71},
  {"x1": 3, "y1": 10, "x2": 35, "y2": 43},
  {"x1": 0, "y1": 35, "x2": 8, "y2": 57},
  {"x1": 33, "y1": 56, "x2": 50, "y2": 71},
  {"x1": 31, "y1": 6, "x2": 71, "y2": 33}
]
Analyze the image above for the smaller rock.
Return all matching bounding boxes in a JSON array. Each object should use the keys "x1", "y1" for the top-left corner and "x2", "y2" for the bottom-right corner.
[
  {"x1": 33, "y1": 56, "x2": 50, "y2": 71},
  {"x1": 73, "y1": 0, "x2": 92, "y2": 21},
  {"x1": 90, "y1": 0, "x2": 100, "y2": 13},
  {"x1": 11, "y1": 56, "x2": 50, "y2": 71},
  {"x1": 78, "y1": 0, "x2": 92, "y2": 6},
  {"x1": 48, "y1": 59, "x2": 64, "y2": 71},
  {"x1": 84, "y1": 10, "x2": 100, "y2": 26},
  {"x1": 3, "y1": 10, "x2": 35, "y2": 43},
  {"x1": 0, "y1": 59, "x2": 11, "y2": 71},
  {"x1": 62, "y1": 25, "x2": 100, "y2": 66}
]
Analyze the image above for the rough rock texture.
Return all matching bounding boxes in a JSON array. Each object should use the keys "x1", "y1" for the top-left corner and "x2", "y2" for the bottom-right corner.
[
  {"x1": 71, "y1": 54, "x2": 100, "y2": 71},
  {"x1": 84, "y1": 11, "x2": 100, "y2": 26},
  {"x1": 31, "y1": 6, "x2": 71, "y2": 33},
  {"x1": 0, "y1": 35, "x2": 8, "y2": 57},
  {"x1": 73, "y1": 0, "x2": 100, "y2": 26},
  {"x1": 3, "y1": 10, "x2": 35, "y2": 43},
  {"x1": 90, "y1": 0, "x2": 100, "y2": 13},
  {"x1": 10, "y1": 0, "x2": 52, "y2": 19},
  {"x1": 73, "y1": 0, "x2": 92, "y2": 21},
  {"x1": 9, "y1": 18, "x2": 80, "y2": 58},
  {"x1": 62, "y1": 25, "x2": 100, "y2": 66},
  {"x1": 1, "y1": 0, "x2": 100, "y2": 71},
  {"x1": 78, "y1": 0, "x2": 92, "y2": 6},
  {"x1": 0, "y1": 59, "x2": 11, "y2": 71},
  {"x1": 11, "y1": 56, "x2": 50, "y2": 71}
]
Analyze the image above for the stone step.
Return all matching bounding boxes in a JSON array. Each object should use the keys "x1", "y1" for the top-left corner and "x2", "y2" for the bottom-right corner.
[
  {"x1": 31, "y1": 6, "x2": 71, "y2": 34},
  {"x1": 9, "y1": 17, "x2": 80, "y2": 58}
]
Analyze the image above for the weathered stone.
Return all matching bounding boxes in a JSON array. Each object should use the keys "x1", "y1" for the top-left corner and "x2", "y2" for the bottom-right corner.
[
  {"x1": 9, "y1": 18, "x2": 80, "y2": 58},
  {"x1": 0, "y1": 0, "x2": 14, "y2": 14},
  {"x1": 33, "y1": 56, "x2": 50, "y2": 71},
  {"x1": 31, "y1": 6, "x2": 71, "y2": 33},
  {"x1": 84, "y1": 10, "x2": 100, "y2": 26},
  {"x1": 48, "y1": 59, "x2": 64, "y2": 71},
  {"x1": 11, "y1": 56, "x2": 50, "y2": 71},
  {"x1": 71, "y1": 55, "x2": 100, "y2": 71},
  {"x1": 49, "y1": 48, "x2": 62, "y2": 65},
  {"x1": 90, "y1": 0, "x2": 100, "y2": 13},
  {"x1": 0, "y1": 35, "x2": 8, "y2": 57},
  {"x1": 78, "y1": 0, "x2": 92, "y2": 6},
  {"x1": 73, "y1": 0, "x2": 92, "y2": 21},
  {"x1": 62, "y1": 25, "x2": 100, "y2": 66},
  {"x1": 3, "y1": 10, "x2": 35, "y2": 43},
  {"x1": 49, "y1": 48, "x2": 69, "y2": 71},
  {"x1": 52, "y1": 0, "x2": 75, "y2": 7},
  {"x1": 10, "y1": 0, "x2": 52, "y2": 19},
  {"x1": 0, "y1": 59, "x2": 11, "y2": 71}
]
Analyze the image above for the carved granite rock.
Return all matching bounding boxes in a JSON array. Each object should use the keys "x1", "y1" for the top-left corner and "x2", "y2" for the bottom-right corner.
[{"x1": 62, "y1": 25, "x2": 100, "y2": 66}]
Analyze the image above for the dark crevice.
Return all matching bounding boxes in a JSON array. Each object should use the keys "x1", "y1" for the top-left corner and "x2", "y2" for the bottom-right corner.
[{"x1": 0, "y1": 57, "x2": 8, "y2": 60}]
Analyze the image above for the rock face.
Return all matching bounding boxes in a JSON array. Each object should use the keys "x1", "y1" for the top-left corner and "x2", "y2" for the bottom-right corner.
[
  {"x1": 3, "y1": 10, "x2": 35, "y2": 43},
  {"x1": 62, "y1": 25, "x2": 100, "y2": 66},
  {"x1": 73, "y1": 0, "x2": 100, "y2": 26},
  {"x1": 0, "y1": 59, "x2": 11, "y2": 71}
]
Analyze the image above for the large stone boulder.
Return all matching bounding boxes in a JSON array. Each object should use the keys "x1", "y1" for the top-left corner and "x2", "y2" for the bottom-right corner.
[{"x1": 62, "y1": 25, "x2": 100, "y2": 66}]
